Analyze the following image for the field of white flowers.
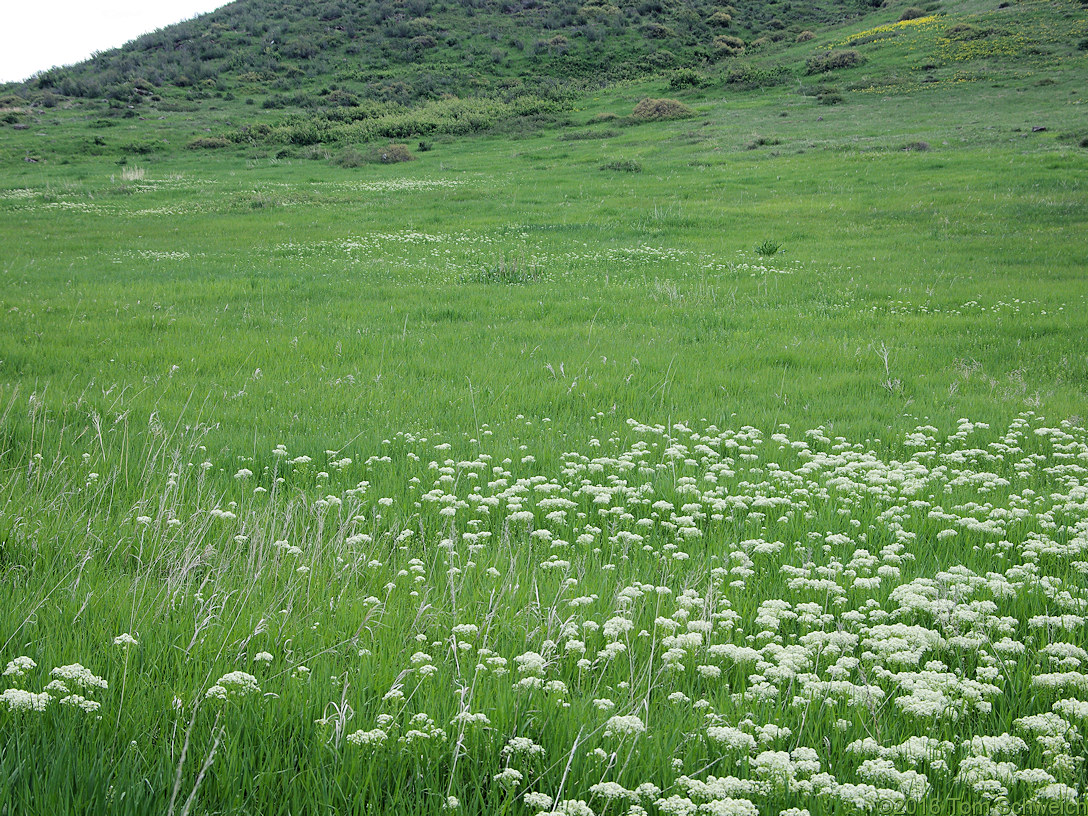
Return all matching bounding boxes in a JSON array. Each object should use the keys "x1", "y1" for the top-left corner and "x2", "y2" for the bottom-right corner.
[{"x1": 3, "y1": 408, "x2": 1087, "y2": 814}]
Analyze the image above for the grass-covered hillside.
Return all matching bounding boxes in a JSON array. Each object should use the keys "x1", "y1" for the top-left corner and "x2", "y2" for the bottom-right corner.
[
  {"x1": 1, "y1": 0, "x2": 1088, "y2": 814},
  {"x1": 10, "y1": 0, "x2": 886, "y2": 105},
  {"x1": 1, "y1": 0, "x2": 1085, "y2": 158}
]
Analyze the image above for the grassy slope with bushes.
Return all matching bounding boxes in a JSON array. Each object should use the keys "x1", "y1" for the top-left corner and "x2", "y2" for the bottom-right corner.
[{"x1": 7, "y1": 0, "x2": 883, "y2": 104}]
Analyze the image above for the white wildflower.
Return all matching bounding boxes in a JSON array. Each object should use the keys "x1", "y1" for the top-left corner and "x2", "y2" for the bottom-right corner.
[
  {"x1": 0, "y1": 688, "x2": 51, "y2": 712},
  {"x1": 3, "y1": 656, "x2": 36, "y2": 679},
  {"x1": 347, "y1": 728, "x2": 388, "y2": 747},
  {"x1": 603, "y1": 715, "x2": 646, "y2": 738},
  {"x1": 50, "y1": 664, "x2": 108, "y2": 692}
]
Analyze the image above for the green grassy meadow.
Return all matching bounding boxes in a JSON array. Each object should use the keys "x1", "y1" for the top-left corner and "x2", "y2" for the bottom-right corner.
[{"x1": 2, "y1": 1, "x2": 1088, "y2": 813}]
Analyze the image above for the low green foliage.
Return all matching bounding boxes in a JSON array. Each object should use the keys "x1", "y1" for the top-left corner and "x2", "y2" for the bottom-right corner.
[
  {"x1": 365, "y1": 143, "x2": 416, "y2": 163},
  {"x1": 724, "y1": 63, "x2": 790, "y2": 88},
  {"x1": 230, "y1": 95, "x2": 572, "y2": 148},
  {"x1": 713, "y1": 34, "x2": 747, "y2": 56},
  {"x1": 459, "y1": 254, "x2": 544, "y2": 284},
  {"x1": 331, "y1": 146, "x2": 367, "y2": 167},
  {"x1": 668, "y1": 68, "x2": 707, "y2": 90},
  {"x1": 599, "y1": 159, "x2": 643, "y2": 171},
  {"x1": 631, "y1": 97, "x2": 694, "y2": 121},
  {"x1": 805, "y1": 49, "x2": 864, "y2": 74},
  {"x1": 558, "y1": 129, "x2": 620, "y2": 141}
]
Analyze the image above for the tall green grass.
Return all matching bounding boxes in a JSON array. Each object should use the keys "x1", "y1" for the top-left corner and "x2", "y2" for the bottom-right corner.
[{"x1": 1, "y1": 4, "x2": 1087, "y2": 811}]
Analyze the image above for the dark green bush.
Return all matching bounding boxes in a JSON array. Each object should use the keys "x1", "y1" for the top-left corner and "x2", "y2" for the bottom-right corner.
[
  {"x1": 725, "y1": 64, "x2": 789, "y2": 89},
  {"x1": 122, "y1": 141, "x2": 158, "y2": 155},
  {"x1": 669, "y1": 69, "x2": 705, "y2": 90},
  {"x1": 326, "y1": 89, "x2": 360, "y2": 107},
  {"x1": 365, "y1": 143, "x2": 416, "y2": 163},
  {"x1": 558, "y1": 129, "x2": 619, "y2": 140},
  {"x1": 332, "y1": 147, "x2": 365, "y2": 167},
  {"x1": 641, "y1": 23, "x2": 673, "y2": 38},
  {"x1": 806, "y1": 49, "x2": 864, "y2": 74},
  {"x1": 281, "y1": 121, "x2": 328, "y2": 146},
  {"x1": 600, "y1": 160, "x2": 642, "y2": 172},
  {"x1": 713, "y1": 35, "x2": 746, "y2": 57},
  {"x1": 410, "y1": 35, "x2": 437, "y2": 51}
]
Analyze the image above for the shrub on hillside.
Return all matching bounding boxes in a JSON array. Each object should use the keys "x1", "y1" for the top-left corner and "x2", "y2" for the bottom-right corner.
[
  {"x1": 589, "y1": 112, "x2": 619, "y2": 123},
  {"x1": 558, "y1": 128, "x2": 619, "y2": 140},
  {"x1": 229, "y1": 96, "x2": 572, "y2": 149},
  {"x1": 708, "y1": 11, "x2": 733, "y2": 27},
  {"x1": 325, "y1": 89, "x2": 360, "y2": 107},
  {"x1": 796, "y1": 30, "x2": 815, "y2": 42},
  {"x1": 600, "y1": 159, "x2": 642, "y2": 172},
  {"x1": 806, "y1": 49, "x2": 864, "y2": 74},
  {"x1": 332, "y1": 148, "x2": 365, "y2": 167},
  {"x1": 713, "y1": 35, "x2": 746, "y2": 57},
  {"x1": 333, "y1": 144, "x2": 415, "y2": 166},
  {"x1": 669, "y1": 69, "x2": 705, "y2": 89},
  {"x1": 366, "y1": 143, "x2": 416, "y2": 163},
  {"x1": 410, "y1": 35, "x2": 437, "y2": 52},
  {"x1": 725, "y1": 64, "x2": 789, "y2": 88},
  {"x1": 641, "y1": 22, "x2": 674, "y2": 39},
  {"x1": 898, "y1": 6, "x2": 927, "y2": 20},
  {"x1": 636, "y1": 50, "x2": 679, "y2": 71},
  {"x1": 123, "y1": 140, "x2": 159, "y2": 154},
  {"x1": 746, "y1": 135, "x2": 782, "y2": 149},
  {"x1": 631, "y1": 98, "x2": 694, "y2": 121}
]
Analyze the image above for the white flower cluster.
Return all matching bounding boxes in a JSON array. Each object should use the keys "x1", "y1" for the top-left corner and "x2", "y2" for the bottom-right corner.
[
  {"x1": 15, "y1": 410, "x2": 1088, "y2": 810},
  {"x1": 1, "y1": 657, "x2": 107, "y2": 716},
  {"x1": 205, "y1": 671, "x2": 261, "y2": 700}
]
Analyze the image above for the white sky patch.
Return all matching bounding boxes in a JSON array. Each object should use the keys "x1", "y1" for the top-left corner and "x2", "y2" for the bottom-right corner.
[{"x1": 0, "y1": 1, "x2": 230, "y2": 84}]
